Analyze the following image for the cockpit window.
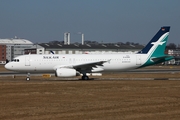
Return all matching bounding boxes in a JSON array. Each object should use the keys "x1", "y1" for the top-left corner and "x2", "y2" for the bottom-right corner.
[{"x1": 12, "y1": 59, "x2": 20, "y2": 62}]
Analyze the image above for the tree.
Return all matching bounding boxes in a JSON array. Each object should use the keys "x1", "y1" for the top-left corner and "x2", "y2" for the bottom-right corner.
[{"x1": 166, "y1": 43, "x2": 177, "y2": 49}]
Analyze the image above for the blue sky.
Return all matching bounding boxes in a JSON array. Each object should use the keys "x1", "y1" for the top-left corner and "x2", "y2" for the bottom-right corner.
[{"x1": 0, "y1": 0, "x2": 179, "y2": 44}]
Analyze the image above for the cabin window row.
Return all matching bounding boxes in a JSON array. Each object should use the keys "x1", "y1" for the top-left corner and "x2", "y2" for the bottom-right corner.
[{"x1": 33, "y1": 58, "x2": 130, "y2": 62}]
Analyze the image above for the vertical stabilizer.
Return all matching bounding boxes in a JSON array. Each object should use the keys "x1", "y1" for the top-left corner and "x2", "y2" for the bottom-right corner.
[
  {"x1": 138, "y1": 26, "x2": 174, "y2": 67},
  {"x1": 138, "y1": 26, "x2": 170, "y2": 57}
]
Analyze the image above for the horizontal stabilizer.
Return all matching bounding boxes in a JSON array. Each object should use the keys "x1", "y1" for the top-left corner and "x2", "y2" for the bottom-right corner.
[{"x1": 150, "y1": 56, "x2": 174, "y2": 62}]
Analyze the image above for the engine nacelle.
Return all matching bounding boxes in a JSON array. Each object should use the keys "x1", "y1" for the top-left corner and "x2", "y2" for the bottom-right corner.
[{"x1": 55, "y1": 68, "x2": 77, "y2": 77}]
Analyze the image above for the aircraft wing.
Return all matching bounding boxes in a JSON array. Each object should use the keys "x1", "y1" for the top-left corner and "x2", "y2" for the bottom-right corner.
[
  {"x1": 73, "y1": 60, "x2": 107, "y2": 71},
  {"x1": 54, "y1": 60, "x2": 110, "y2": 72}
]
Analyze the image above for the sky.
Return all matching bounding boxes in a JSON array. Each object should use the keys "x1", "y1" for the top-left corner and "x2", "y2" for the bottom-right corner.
[{"x1": 0, "y1": 0, "x2": 180, "y2": 45}]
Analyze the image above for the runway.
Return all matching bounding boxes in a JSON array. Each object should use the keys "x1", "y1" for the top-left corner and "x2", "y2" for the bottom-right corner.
[
  {"x1": 0, "y1": 67, "x2": 180, "y2": 75},
  {"x1": 0, "y1": 66, "x2": 180, "y2": 81}
]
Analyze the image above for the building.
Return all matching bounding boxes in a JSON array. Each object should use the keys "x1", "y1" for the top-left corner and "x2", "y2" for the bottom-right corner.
[
  {"x1": 0, "y1": 45, "x2": 6, "y2": 64},
  {"x1": 24, "y1": 43, "x2": 144, "y2": 55},
  {"x1": 0, "y1": 38, "x2": 33, "y2": 63},
  {"x1": 167, "y1": 49, "x2": 180, "y2": 65}
]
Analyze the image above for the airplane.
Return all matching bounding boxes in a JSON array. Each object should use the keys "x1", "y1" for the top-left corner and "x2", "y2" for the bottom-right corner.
[{"x1": 5, "y1": 26, "x2": 174, "y2": 80}]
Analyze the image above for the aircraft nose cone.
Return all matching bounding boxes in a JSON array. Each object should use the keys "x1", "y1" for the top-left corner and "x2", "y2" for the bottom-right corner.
[{"x1": 5, "y1": 63, "x2": 13, "y2": 70}]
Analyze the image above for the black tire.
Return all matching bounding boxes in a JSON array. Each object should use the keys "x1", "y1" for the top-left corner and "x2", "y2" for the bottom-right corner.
[{"x1": 82, "y1": 76, "x2": 89, "y2": 80}]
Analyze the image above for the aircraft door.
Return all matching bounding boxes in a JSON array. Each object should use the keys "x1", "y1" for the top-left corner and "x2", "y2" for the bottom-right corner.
[
  {"x1": 136, "y1": 55, "x2": 141, "y2": 65},
  {"x1": 25, "y1": 56, "x2": 30, "y2": 66}
]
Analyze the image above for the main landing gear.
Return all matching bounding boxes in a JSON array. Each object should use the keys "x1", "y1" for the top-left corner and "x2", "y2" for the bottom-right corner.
[
  {"x1": 82, "y1": 75, "x2": 89, "y2": 80},
  {"x1": 81, "y1": 73, "x2": 89, "y2": 80}
]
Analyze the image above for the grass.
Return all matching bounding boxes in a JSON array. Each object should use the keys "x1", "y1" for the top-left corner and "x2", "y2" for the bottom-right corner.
[{"x1": 0, "y1": 65, "x2": 180, "y2": 120}]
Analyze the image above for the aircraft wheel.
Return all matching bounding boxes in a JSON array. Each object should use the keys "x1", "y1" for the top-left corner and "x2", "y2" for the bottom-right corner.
[
  {"x1": 82, "y1": 76, "x2": 89, "y2": 80},
  {"x1": 26, "y1": 77, "x2": 30, "y2": 81}
]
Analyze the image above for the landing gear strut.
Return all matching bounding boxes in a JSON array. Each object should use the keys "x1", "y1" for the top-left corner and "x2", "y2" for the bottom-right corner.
[{"x1": 26, "y1": 73, "x2": 30, "y2": 81}]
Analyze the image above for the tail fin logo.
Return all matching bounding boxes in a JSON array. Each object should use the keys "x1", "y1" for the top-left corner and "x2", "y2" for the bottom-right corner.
[
  {"x1": 151, "y1": 41, "x2": 166, "y2": 46},
  {"x1": 151, "y1": 32, "x2": 169, "y2": 47}
]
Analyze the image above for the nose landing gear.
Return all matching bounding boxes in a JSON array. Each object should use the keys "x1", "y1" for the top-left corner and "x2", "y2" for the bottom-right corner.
[{"x1": 26, "y1": 73, "x2": 30, "y2": 81}]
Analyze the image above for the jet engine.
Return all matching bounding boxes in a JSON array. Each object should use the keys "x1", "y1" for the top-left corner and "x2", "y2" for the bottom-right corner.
[{"x1": 55, "y1": 68, "x2": 78, "y2": 77}]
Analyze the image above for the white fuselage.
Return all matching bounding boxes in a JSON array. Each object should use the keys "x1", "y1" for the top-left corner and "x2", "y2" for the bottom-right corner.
[{"x1": 5, "y1": 54, "x2": 148, "y2": 73}]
